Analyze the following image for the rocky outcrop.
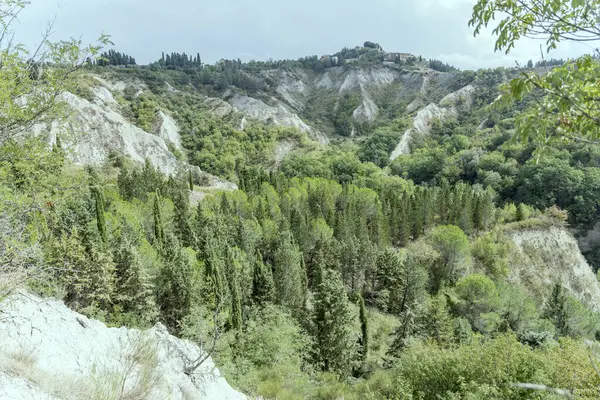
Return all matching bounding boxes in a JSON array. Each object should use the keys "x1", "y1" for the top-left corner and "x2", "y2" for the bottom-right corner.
[
  {"x1": 28, "y1": 82, "x2": 235, "y2": 190},
  {"x1": 31, "y1": 91, "x2": 187, "y2": 176},
  {"x1": 352, "y1": 91, "x2": 379, "y2": 123},
  {"x1": 315, "y1": 66, "x2": 396, "y2": 93},
  {"x1": 507, "y1": 226, "x2": 600, "y2": 312},
  {"x1": 230, "y1": 93, "x2": 329, "y2": 144},
  {"x1": 0, "y1": 292, "x2": 245, "y2": 400},
  {"x1": 154, "y1": 110, "x2": 183, "y2": 151},
  {"x1": 201, "y1": 96, "x2": 236, "y2": 118},
  {"x1": 275, "y1": 70, "x2": 310, "y2": 110},
  {"x1": 390, "y1": 84, "x2": 475, "y2": 160}
]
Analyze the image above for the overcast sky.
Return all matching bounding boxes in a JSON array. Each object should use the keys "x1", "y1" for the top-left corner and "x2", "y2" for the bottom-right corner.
[{"x1": 14, "y1": 0, "x2": 592, "y2": 70}]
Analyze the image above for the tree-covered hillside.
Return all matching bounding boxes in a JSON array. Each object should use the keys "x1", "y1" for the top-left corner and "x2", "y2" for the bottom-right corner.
[{"x1": 4, "y1": 0, "x2": 600, "y2": 399}]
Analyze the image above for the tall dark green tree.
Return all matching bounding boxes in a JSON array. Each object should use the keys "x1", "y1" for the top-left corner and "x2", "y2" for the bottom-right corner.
[
  {"x1": 544, "y1": 282, "x2": 569, "y2": 337},
  {"x1": 173, "y1": 190, "x2": 194, "y2": 248},
  {"x1": 423, "y1": 294, "x2": 455, "y2": 346},
  {"x1": 358, "y1": 293, "x2": 369, "y2": 362},
  {"x1": 313, "y1": 269, "x2": 356, "y2": 376},
  {"x1": 251, "y1": 251, "x2": 275, "y2": 305},
  {"x1": 188, "y1": 170, "x2": 194, "y2": 191},
  {"x1": 273, "y1": 232, "x2": 305, "y2": 313},
  {"x1": 117, "y1": 166, "x2": 134, "y2": 201},
  {"x1": 113, "y1": 237, "x2": 158, "y2": 325},
  {"x1": 157, "y1": 235, "x2": 193, "y2": 333},
  {"x1": 153, "y1": 192, "x2": 165, "y2": 248},
  {"x1": 92, "y1": 187, "x2": 108, "y2": 244},
  {"x1": 390, "y1": 307, "x2": 419, "y2": 355},
  {"x1": 516, "y1": 203, "x2": 525, "y2": 222},
  {"x1": 226, "y1": 246, "x2": 244, "y2": 331}
]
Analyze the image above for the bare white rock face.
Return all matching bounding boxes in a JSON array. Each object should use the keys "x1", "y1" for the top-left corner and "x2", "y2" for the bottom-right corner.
[
  {"x1": 26, "y1": 83, "x2": 236, "y2": 190},
  {"x1": 154, "y1": 110, "x2": 183, "y2": 151},
  {"x1": 390, "y1": 84, "x2": 475, "y2": 160},
  {"x1": 315, "y1": 66, "x2": 395, "y2": 93},
  {"x1": 31, "y1": 91, "x2": 186, "y2": 176},
  {"x1": 0, "y1": 292, "x2": 245, "y2": 400},
  {"x1": 230, "y1": 93, "x2": 329, "y2": 144},
  {"x1": 508, "y1": 226, "x2": 600, "y2": 312}
]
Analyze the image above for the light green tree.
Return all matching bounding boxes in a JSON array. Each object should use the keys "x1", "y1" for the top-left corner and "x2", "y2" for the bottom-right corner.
[
  {"x1": 429, "y1": 225, "x2": 471, "y2": 293},
  {"x1": 454, "y1": 274, "x2": 499, "y2": 332}
]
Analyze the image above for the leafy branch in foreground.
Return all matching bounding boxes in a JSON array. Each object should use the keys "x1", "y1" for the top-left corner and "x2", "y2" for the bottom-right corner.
[
  {"x1": 469, "y1": 0, "x2": 600, "y2": 151},
  {"x1": 469, "y1": 0, "x2": 600, "y2": 54},
  {"x1": 0, "y1": 0, "x2": 111, "y2": 145}
]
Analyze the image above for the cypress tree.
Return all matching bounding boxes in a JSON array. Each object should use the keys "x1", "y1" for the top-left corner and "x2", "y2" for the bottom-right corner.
[
  {"x1": 117, "y1": 166, "x2": 133, "y2": 201},
  {"x1": 153, "y1": 193, "x2": 165, "y2": 248},
  {"x1": 398, "y1": 206, "x2": 411, "y2": 247},
  {"x1": 423, "y1": 294, "x2": 454, "y2": 346},
  {"x1": 114, "y1": 237, "x2": 158, "y2": 325},
  {"x1": 173, "y1": 190, "x2": 194, "y2": 248},
  {"x1": 49, "y1": 228, "x2": 92, "y2": 308},
  {"x1": 227, "y1": 247, "x2": 243, "y2": 331},
  {"x1": 459, "y1": 189, "x2": 473, "y2": 235},
  {"x1": 481, "y1": 188, "x2": 496, "y2": 230},
  {"x1": 394, "y1": 256, "x2": 427, "y2": 316},
  {"x1": 438, "y1": 181, "x2": 452, "y2": 225},
  {"x1": 358, "y1": 293, "x2": 369, "y2": 362},
  {"x1": 93, "y1": 187, "x2": 108, "y2": 244},
  {"x1": 142, "y1": 158, "x2": 161, "y2": 195},
  {"x1": 193, "y1": 201, "x2": 211, "y2": 256},
  {"x1": 252, "y1": 252, "x2": 275, "y2": 305},
  {"x1": 313, "y1": 269, "x2": 355, "y2": 376},
  {"x1": 273, "y1": 231, "x2": 304, "y2": 313},
  {"x1": 52, "y1": 135, "x2": 65, "y2": 163},
  {"x1": 375, "y1": 247, "x2": 403, "y2": 311},
  {"x1": 390, "y1": 307, "x2": 418, "y2": 354},
  {"x1": 472, "y1": 195, "x2": 484, "y2": 231},
  {"x1": 340, "y1": 236, "x2": 360, "y2": 290},
  {"x1": 188, "y1": 170, "x2": 194, "y2": 191},
  {"x1": 230, "y1": 269, "x2": 243, "y2": 331},
  {"x1": 300, "y1": 253, "x2": 309, "y2": 309},
  {"x1": 421, "y1": 187, "x2": 435, "y2": 231},
  {"x1": 410, "y1": 194, "x2": 424, "y2": 240},
  {"x1": 203, "y1": 237, "x2": 227, "y2": 307},
  {"x1": 544, "y1": 282, "x2": 569, "y2": 336},
  {"x1": 88, "y1": 244, "x2": 116, "y2": 310},
  {"x1": 516, "y1": 203, "x2": 525, "y2": 222},
  {"x1": 157, "y1": 235, "x2": 192, "y2": 333}
]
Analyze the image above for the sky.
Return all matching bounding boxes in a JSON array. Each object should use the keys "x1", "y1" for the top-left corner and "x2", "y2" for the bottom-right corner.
[{"x1": 13, "y1": 0, "x2": 593, "y2": 70}]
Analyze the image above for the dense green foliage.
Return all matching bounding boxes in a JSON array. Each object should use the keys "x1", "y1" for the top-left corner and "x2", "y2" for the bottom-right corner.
[
  {"x1": 97, "y1": 49, "x2": 136, "y2": 66},
  {"x1": 3, "y1": 138, "x2": 599, "y2": 398},
  {"x1": 5, "y1": 1, "x2": 600, "y2": 399}
]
